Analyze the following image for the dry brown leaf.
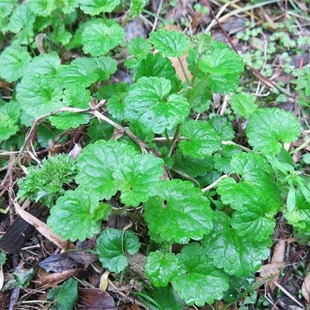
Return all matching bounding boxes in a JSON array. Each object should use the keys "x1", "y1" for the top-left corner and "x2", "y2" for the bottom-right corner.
[
  {"x1": 14, "y1": 200, "x2": 73, "y2": 250},
  {"x1": 77, "y1": 288, "x2": 115, "y2": 309},
  {"x1": 191, "y1": 11, "x2": 204, "y2": 31},
  {"x1": 302, "y1": 271, "x2": 310, "y2": 304},
  {"x1": 99, "y1": 270, "x2": 110, "y2": 291},
  {"x1": 269, "y1": 239, "x2": 286, "y2": 290},
  {"x1": 271, "y1": 239, "x2": 286, "y2": 263},
  {"x1": 39, "y1": 253, "x2": 84, "y2": 273},
  {"x1": 257, "y1": 239, "x2": 286, "y2": 291},
  {"x1": 35, "y1": 269, "x2": 80, "y2": 290},
  {"x1": 258, "y1": 262, "x2": 286, "y2": 278}
]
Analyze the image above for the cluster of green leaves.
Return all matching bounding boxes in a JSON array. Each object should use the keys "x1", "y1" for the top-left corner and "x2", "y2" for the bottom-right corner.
[
  {"x1": 1, "y1": 0, "x2": 308, "y2": 308},
  {"x1": 17, "y1": 154, "x2": 77, "y2": 207}
]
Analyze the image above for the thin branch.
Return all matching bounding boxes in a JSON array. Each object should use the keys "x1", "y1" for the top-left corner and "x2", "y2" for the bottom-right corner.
[
  {"x1": 0, "y1": 102, "x2": 158, "y2": 189},
  {"x1": 151, "y1": 0, "x2": 164, "y2": 32},
  {"x1": 222, "y1": 140, "x2": 252, "y2": 152},
  {"x1": 201, "y1": 174, "x2": 229, "y2": 192}
]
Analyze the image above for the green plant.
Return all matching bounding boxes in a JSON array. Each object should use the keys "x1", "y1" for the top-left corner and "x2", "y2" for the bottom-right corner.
[
  {"x1": 47, "y1": 278, "x2": 78, "y2": 309},
  {"x1": 236, "y1": 16, "x2": 307, "y2": 87},
  {"x1": 0, "y1": 0, "x2": 308, "y2": 308},
  {"x1": 293, "y1": 67, "x2": 310, "y2": 107},
  {"x1": 17, "y1": 154, "x2": 77, "y2": 207}
]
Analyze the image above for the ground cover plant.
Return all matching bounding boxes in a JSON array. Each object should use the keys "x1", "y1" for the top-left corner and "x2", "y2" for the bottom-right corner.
[{"x1": 0, "y1": 0, "x2": 310, "y2": 309}]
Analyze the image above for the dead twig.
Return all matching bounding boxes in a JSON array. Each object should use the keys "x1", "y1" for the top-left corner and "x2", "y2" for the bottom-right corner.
[
  {"x1": 1, "y1": 100, "x2": 155, "y2": 189},
  {"x1": 13, "y1": 199, "x2": 72, "y2": 250}
]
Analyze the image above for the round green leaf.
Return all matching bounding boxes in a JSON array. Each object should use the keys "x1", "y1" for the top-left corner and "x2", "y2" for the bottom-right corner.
[
  {"x1": 80, "y1": 0, "x2": 121, "y2": 15},
  {"x1": 0, "y1": 46, "x2": 31, "y2": 82},
  {"x1": 57, "y1": 57, "x2": 100, "y2": 88},
  {"x1": 199, "y1": 41, "x2": 244, "y2": 75},
  {"x1": 25, "y1": 53, "x2": 61, "y2": 77},
  {"x1": 173, "y1": 243, "x2": 229, "y2": 307},
  {"x1": 48, "y1": 189, "x2": 111, "y2": 241},
  {"x1": 285, "y1": 190, "x2": 310, "y2": 234},
  {"x1": 179, "y1": 120, "x2": 221, "y2": 158},
  {"x1": 145, "y1": 251, "x2": 181, "y2": 287},
  {"x1": 0, "y1": 101, "x2": 20, "y2": 126},
  {"x1": 213, "y1": 145, "x2": 242, "y2": 173},
  {"x1": 198, "y1": 40, "x2": 244, "y2": 93},
  {"x1": 127, "y1": 37, "x2": 151, "y2": 58},
  {"x1": 246, "y1": 108, "x2": 301, "y2": 155},
  {"x1": 94, "y1": 56, "x2": 118, "y2": 81},
  {"x1": 136, "y1": 53, "x2": 181, "y2": 92},
  {"x1": 6, "y1": 3, "x2": 35, "y2": 34},
  {"x1": 221, "y1": 152, "x2": 282, "y2": 208},
  {"x1": 202, "y1": 212, "x2": 271, "y2": 277},
  {"x1": 144, "y1": 180, "x2": 214, "y2": 244},
  {"x1": 82, "y1": 20, "x2": 124, "y2": 56},
  {"x1": 48, "y1": 278, "x2": 78, "y2": 310},
  {"x1": 231, "y1": 208, "x2": 275, "y2": 242},
  {"x1": 76, "y1": 139, "x2": 163, "y2": 206},
  {"x1": 58, "y1": 0, "x2": 80, "y2": 14},
  {"x1": 49, "y1": 87, "x2": 91, "y2": 129},
  {"x1": 193, "y1": 32, "x2": 212, "y2": 54},
  {"x1": 228, "y1": 152, "x2": 282, "y2": 210},
  {"x1": 104, "y1": 83, "x2": 129, "y2": 121},
  {"x1": 230, "y1": 92, "x2": 257, "y2": 118},
  {"x1": 96, "y1": 228, "x2": 140, "y2": 273},
  {"x1": 151, "y1": 286, "x2": 185, "y2": 310},
  {"x1": 0, "y1": 125, "x2": 18, "y2": 141},
  {"x1": 106, "y1": 95, "x2": 126, "y2": 121},
  {"x1": 124, "y1": 77, "x2": 189, "y2": 134},
  {"x1": 0, "y1": 0, "x2": 14, "y2": 18},
  {"x1": 27, "y1": 0, "x2": 57, "y2": 16},
  {"x1": 17, "y1": 75, "x2": 63, "y2": 119},
  {"x1": 172, "y1": 153, "x2": 213, "y2": 178},
  {"x1": 209, "y1": 115, "x2": 235, "y2": 141},
  {"x1": 113, "y1": 153, "x2": 164, "y2": 207},
  {"x1": 150, "y1": 29, "x2": 191, "y2": 57},
  {"x1": 51, "y1": 19, "x2": 72, "y2": 45},
  {"x1": 76, "y1": 140, "x2": 136, "y2": 199},
  {"x1": 0, "y1": 101, "x2": 21, "y2": 141},
  {"x1": 127, "y1": 0, "x2": 146, "y2": 19}
]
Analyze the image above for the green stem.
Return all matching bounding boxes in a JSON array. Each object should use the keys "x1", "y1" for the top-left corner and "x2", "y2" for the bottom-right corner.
[
  {"x1": 167, "y1": 124, "x2": 181, "y2": 157},
  {"x1": 27, "y1": 38, "x2": 37, "y2": 57},
  {"x1": 192, "y1": 72, "x2": 209, "y2": 91},
  {"x1": 187, "y1": 72, "x2": 210, "y2": 103},
  {"x1": 143, "y1": 9, "x2": 166, "y2": 23},
  {"x1": 177, "y1": 56, "x2": 190, "y2": 85},
  {"x1": 111, "y1": 208, "x2": 127, "y2": 215},
  {"x1": 189, "y1": 53, "x2": 202, "y2": 88},
  {"x1": 121, "y1": 16, "x2": 129, "y2": 27},
  {"x1": 164, "y1": 129, "x2": 170, "y2": 143}
]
